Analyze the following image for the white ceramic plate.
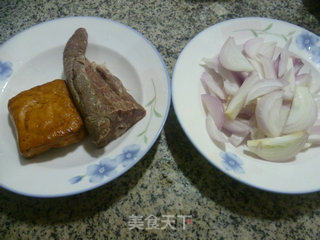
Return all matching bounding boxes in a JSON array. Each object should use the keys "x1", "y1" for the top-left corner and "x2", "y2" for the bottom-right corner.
[
  {"x1": 0, "y1": 16, "x2": 170, "y2": 197},
  {"x1": 172, "y1": 17, "x2": 320, "y2": 194}
]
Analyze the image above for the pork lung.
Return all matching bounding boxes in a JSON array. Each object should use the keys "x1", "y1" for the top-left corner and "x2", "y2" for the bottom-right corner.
[{"x1": 63, "y1": 28, "x2": 146, "y2": 147}]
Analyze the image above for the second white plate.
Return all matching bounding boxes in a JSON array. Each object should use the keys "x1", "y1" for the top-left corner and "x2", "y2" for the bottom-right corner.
[{"x1": 172, "y1": 17, "x2": 320, "y2": 194}]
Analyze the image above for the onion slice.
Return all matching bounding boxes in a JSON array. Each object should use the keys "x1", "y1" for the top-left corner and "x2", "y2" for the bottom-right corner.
[
  {"x1": 232, "y1": 71, "x2": 248, "y2": 85},
  {"x1": 279, "y1": 103, "x2": 291, "y2": 133},
  {"x1": 255, "y1": 91, "x2": 283, "y2": 137},
  {"x1": 238, "y1": 103, "x2": 255, "y2": 119},
  {"x1": 258, "y1": 54, "x2": 277, "y2": 79},
  {"x1": 296, "y1": 73, "x2": 310, "y2": 85},
  {"x1": 258, "y1": 41, "x2": 276, "y2": 59},
  {"x1": 223, "y1": 78, "x2": 239, "y2": 96},
  {"x1": 229, "y1": 134, "x2": 247, "y2": 147},
  {"x1": 223, "y1": 118, "x2": 251, "y2": 136},
  {"x1": 217, "y1": 62, "x2": 241, "y2": 84},
  {"x1": 278, "y1": 38, "x2": 292, "y2": 78},
  {"x1": 206, "y1": 115, "x2": 228, "y2": 143},
  {"x1": 309, "y1": 125, "x2": 320, "y2": 135},
  {"x1": 283, "y1": 86, "x2": 318, "y2": 134},
  {"x1": 201, "y1": 35, "x2": 320, "y2": 161},
  {"x1": 250, "y1": 128, "x2": 266, "y2": 140},
  {"x1": 219, "y1": 37, "x2": 254, "y2": 72},
  {"x1": 247, "y1": 131, "x2": 308, "y2": 162},
  {"x1": 225, "y1": 72, "x2": 260, "y2": 120},
  {"x1": 292, "y1": 56, "x2": 304, "y2": 76},
  {"x1": 247, "y1": 58, "x2": 264, "y2": 79},
  {"x1": 308, "y1": 135, "x2": 320, "y2": 145},
  {"x1": 204, "y1": 59, "x2": 242, "y2": 95},
  {"x1": 201, "y1": 71, "x2": 226, "y2": 100},
  {"x1": 308, "y1": 69, "x2": 320, "y2": 95},
  {"x1": 282, "y1": 64, "x2": 295, "y2": 101},
  {"x1": 308, "y1": 124, "x2": 320, "y2": 145},
  {"x1": 201, "y1": 94, "x2": 225, "y2": 130},
  {"x1": 243, "y1": 38, "x2": 264, "y2": 59},
  {"x1": 245, "y1": 79, "x2": 284, "y2": 105},
  {"x1": 274, "y1": 54, "x2": 280, "y2": 78},
  {"x1": 201, "y1": 56, "x2": 220, "y2": 72}
]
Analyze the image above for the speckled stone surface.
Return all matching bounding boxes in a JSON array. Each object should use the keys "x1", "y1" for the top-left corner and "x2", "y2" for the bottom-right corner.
[{"x1": 1, "y1": 0, "x2": 320, "y2": 239}]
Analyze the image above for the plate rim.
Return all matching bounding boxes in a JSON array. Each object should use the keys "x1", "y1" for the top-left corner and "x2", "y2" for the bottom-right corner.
[
  {"x1": 0, "y1": 16, "x2": 171, "y2": 198},
  {"x1": 172, "y1": 16, "x2": 320, "y2": 194}
]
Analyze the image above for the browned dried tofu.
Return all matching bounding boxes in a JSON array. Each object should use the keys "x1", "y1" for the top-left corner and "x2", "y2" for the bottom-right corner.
[{"x1": 8, "y1": 79, "x2": 86, "y2": 158}]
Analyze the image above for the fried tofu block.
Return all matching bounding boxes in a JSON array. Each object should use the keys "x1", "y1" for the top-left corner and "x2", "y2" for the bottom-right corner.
[{"x1": 8, "y1": 79, "x2": 86, "y2": 158}]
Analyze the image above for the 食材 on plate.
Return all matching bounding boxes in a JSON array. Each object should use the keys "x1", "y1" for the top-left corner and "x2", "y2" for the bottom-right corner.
[{"x1": 63, "y1": 28, "x2": 146, "y2": 147}]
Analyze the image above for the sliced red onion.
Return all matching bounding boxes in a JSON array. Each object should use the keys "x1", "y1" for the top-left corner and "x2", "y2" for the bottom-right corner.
[
  {"x1": 219, "y1": 37, "x2": 254, "y2": 72},
  {"x1": 232, "y1": 71, "x2": 248, "y2": 85},
  {"x1": 291, "y1": 56, "x2": 304, "y2": 76},
  {"x1": 279, "y1": 103, "x2": 291, "y2": 133},
  {"x1": 283, "y1": 86, "x2": 318, "y2": 134},
  {"x1": 201, "y1": 72, "x2": 212, "y2": 95},
  {"x1": 245, "y1": 79, "x2": 284, "y2": 105},
  {"x1": 201, "y1": 71, "x2": 226, "y2": 100},
  {"x1": 309, "y1": 125, "x2": 320, "y2": 135},
  {"x1": 240, "y1": 71, "x2": 250, "y2": 79},
  {"x1": 282, "y1": 67, "x2": 295, "y2": 101},
  {"x1": 308, "y1": 123, "x2": 320, "y2": 145},
  {"x1": 303, "y1": 142, "x2": 312, "y2": 150},
  {"x1": 314, "y1": 119, "x2": 320, "y2": 126},
  {"x1": 201, "y1": 94, "x2": 225, "y2": 130},
  {"x1": 228, "y1": 115, "x2": 252, "y2": 146},
  {"x1": 247, "y1": 131, "x2": 309, "y2": 162},
  {"x1": 258, "y1": 54, "x2": 277, "y2": 79},
  {"x1": 229, "y1": 134, "x2": 247, "y2": 147},
  {"x1": 238, "y1": 104, "x2": 255, "y2": 119},
  {"x1": 200, "y1": 36, "x2": 320, "y2": 154},
  {"x1": 274, "y1": 54, "x2": 280, "y2": 78},
  {"x1": 201, "y1": 56, "x2": 220, "y2": 72},
  {"x1": 278, "y1": 38, "x2": 292, "y2": 78},
  {"x1": 270, "y1": 96, "x2": 284, "y2": 136},
  {"x1": 295, "y1": 73, "x2": 310, "y2": 84},
  {"x1": 247, "y1": 58, "x2": 264, "y2": 79},
  {"x1": 239, "y1": 118, "x2": 251, "y2": 126},
  {"x1": 223, "y1": 78, "x2": 239, "y2": 96},
  {"x1": 225, "y1": 72, "x2": 260, "y2": 120},
  {"x1": 201, "y1": 56, "x2": 245, "y2": 95},
  {"x1": 308, "y1": 135, "x2": 320, "y2": 145},
  {"x1": 217, "y1": 62, "x2": 240, "y2": 95},
  {"x1": 206, "y1": 115, "x2": 228, "y2": 143},
  {"x1": 216, "y1": 59, "x2": 238, "y2": 80},
  {"x1": 223, "y1": 118, "x2": 251, "y2": 136},
  {"x1": 243, "y1": 38, "x2": 264, "y2": 59},
  {"x1": 255, "y1": 91, "x2": 283, "y2": 137},
  {"x1": 287, "y1": 56, "x2": 294, "y2": 70},
  {"x1": 308, "y1": 69, "x2": 320, "y2": 95},
  {"x1": 258, "y1": 41, "x2": 276, "y2": 60},
  {"x1": 250, "y1": 127, "x2": 266, "y2": 140},
  {"x1": 273, "y1": 46, "x2": 282, "y2": 60}
]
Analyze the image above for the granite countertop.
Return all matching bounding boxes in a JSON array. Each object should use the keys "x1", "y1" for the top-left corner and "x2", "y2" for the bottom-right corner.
[{"x1": 1, "y1": 0, "x2": 320, "y2": 239}]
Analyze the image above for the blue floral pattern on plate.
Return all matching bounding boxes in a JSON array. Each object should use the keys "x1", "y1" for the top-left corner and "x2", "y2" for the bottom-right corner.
[
  {"x1": 69, "y1": 175, "x2": 84, "y2": 184},
  {"x1": 69, "y1": 144, "x2": 141, "y2": 184},
  {"x1": 311, "y1": 46, "x2": 320, "y2": 64},
  {"x1": 86, "y1": 158, "x2": 117, "y2": 183},
  {"x1": 115, "y1": 144, "x2": 140, "y2": 167},
  {"x1": 0, "y1": 60, "x2": 13, "y2": 81},
  {"x1": 220, "y1": 152, "x2": 244, "y2": 174},
  {"x1": 295, "y1": 31, "x2": 320, "y2": 64},
  {"x1": 295, "y1": 31, "x2": 319, "y2": 51}
]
